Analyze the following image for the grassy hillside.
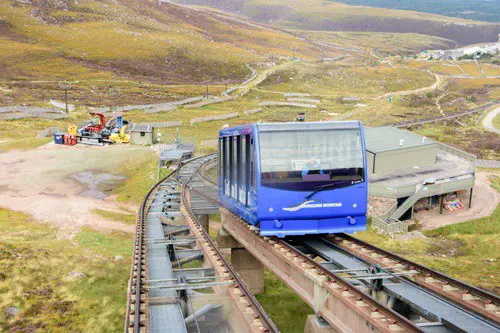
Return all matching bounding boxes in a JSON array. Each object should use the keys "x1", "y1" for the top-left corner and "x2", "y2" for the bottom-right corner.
[
  {"x1": 0, "y1": 208, "x2": 133, "y2": 332},
  {"x1": 296, "y1": 31, "x2": 457, "y2": 55},
  {"x1": 332, "y1": 0, "x2": 500, "y2": 23},
  {"x1": 175, "y1": 0, "x2": 500, "y2": 45},
  {"x1": 0, "y1": 0, "x2": 319, "y2": 84}
]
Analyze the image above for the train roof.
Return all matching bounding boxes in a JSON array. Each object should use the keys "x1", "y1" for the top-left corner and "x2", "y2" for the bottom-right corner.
[
  {"x1": 256, "y1": 121, "x2": 361, "y2": 132},
  {"x1": 219, "y1": 121, "x2": 361, "y2": 136}
]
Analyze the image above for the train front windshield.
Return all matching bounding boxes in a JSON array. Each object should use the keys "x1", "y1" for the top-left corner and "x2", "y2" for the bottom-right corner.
[{"x1": 259, "y1": 129, "x2": 364, "y2": 191}]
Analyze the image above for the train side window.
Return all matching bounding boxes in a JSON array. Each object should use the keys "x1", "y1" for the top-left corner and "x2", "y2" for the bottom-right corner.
[
  {"x1": 219, "y1": 138, "x2": 224, "y2": 184},
  {"x1": 245, "y1": 134, "x2": 251, "y2": 206},
  {"x1": 250, "y1": 137, "x2": 255, "y2": 190},
  {"x1": 232, "y1": 136, "x2": 238, "y2": 199},
  {"x1": 225, "y1": 137, "x2": 231, "y2": 196},
  {"x1": 240, "y1": 136, "x2": 246, "y2": 205}
]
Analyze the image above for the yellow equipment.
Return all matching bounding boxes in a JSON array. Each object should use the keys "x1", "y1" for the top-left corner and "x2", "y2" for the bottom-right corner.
[
  {"x1": 110, "y1": 125, "x2": 130, "y2": 144},
  {"x1": 68, "y1": 125, "x2": 77, "y2": 136}
]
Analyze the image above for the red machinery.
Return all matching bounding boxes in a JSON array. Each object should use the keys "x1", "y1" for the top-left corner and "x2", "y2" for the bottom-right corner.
[{"x1": 84, "y1": 113, "x2": 106, "y2": 133}]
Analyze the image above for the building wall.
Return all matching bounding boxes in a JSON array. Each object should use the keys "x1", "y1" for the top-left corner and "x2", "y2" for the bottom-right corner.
[
  {"x1": 130, "y1": 132, "x2": 153, "y2": 145},
  {"x1": 367, "y1": 151, "x2": 375, "y2": 174},
  {"x1": 373, "y1": 144, "x2": 439, "y2": 173}
]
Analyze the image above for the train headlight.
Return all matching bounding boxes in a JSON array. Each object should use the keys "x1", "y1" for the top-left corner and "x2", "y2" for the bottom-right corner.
[
  {"x1": 269, "y1": 208, "x2": 274, "y2": 212},
  {"x1": 353, "y1": 203, "x2": 357, "y2": 208}
]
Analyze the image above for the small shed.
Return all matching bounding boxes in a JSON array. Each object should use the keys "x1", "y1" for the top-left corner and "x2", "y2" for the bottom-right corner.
[
  {"x1": 365, "y1": 127, "x2": 439, "y2": 174},
  {"x1": 130, "y1": 124, "x2": 153, "y2": 145}
]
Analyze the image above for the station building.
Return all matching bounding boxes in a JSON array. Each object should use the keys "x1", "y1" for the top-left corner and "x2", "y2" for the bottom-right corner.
[{"x1": 365, "y1": 127, "x2": 476, "y2": 233}]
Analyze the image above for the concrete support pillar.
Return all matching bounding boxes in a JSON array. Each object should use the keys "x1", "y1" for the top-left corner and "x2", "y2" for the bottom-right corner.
[
  {"x1": 216, "y1": 227, "x2": 241, "y2": 249},
  {"x1": 231, "y1": 248, "x2": 264, "y2": 294},
  {"x1": 197, "y1": 214, "x2": 209, "y2": 231},
  {"x1": 304, "y1": 316, "x2": 338, "y2": 333}
]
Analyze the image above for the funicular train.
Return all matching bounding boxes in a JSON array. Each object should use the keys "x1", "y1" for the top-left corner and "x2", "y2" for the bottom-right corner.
[{"x1": 218, "y1": 121, "x2": 368, "y2": 237}]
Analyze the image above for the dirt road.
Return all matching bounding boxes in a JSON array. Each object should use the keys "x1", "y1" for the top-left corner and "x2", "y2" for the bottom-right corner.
[{"x1": 0, "y1": 143, "x2": 152, "y2": 238}]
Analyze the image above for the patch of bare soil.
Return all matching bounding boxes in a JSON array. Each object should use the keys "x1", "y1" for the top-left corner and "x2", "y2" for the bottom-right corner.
[
  {"x1": 0, "y1": 143, "x2": 150, "y2": 238},
  {"x1": 415, "y1": 171, "x2": 500, "y2": 229}
]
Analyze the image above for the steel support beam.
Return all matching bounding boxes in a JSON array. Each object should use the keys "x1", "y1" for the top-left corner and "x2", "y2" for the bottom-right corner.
[{"x1": 219, "y1": 208, "x2": 419, "y2": 333}]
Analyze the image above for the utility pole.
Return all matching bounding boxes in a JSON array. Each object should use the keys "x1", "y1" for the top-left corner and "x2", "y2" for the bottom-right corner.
[
  {"x1": 204, "y1": 77, "x2": 211, "y2": 99},
  {"x1": 59, "y1": 81, "x2": 72, "y2": 115},
  {"x1": 109, "y1": 87, "x2": 119, "y2": 113}
]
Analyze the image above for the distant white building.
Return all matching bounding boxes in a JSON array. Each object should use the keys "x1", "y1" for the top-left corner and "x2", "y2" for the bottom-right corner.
[{"x1": 429, "y1": 35, "x2": 500, "y2": 60}]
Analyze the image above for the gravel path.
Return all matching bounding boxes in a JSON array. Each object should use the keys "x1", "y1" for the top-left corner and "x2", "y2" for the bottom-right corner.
[{"x1": 0, "y1": 143, "x2": 150, "y2": 238}]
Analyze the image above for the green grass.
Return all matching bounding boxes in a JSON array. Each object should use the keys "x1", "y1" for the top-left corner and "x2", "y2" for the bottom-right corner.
[
  {"x1": 256, "y1": 270, "x2": 313, "y2": 333},
  {"x1": 0, "y1": 208, "x2": 132, "y2": 332},
  {"x1": 113, "y1": 151, "x2": 159, "y2": 204},
  {"x1": 355, "y1": 206, "x2": 500, "y2": 292},
  {"x1": 494, "y1": 113, "x2": 500, "y2": 130},
  {"x1": 93, "y1": 209, "x2": 136, "y2": 225},
  {"x1": 488, "y1": 175, "x2": 500, "y2": 193},
  {"x1": 426, "y1": 208, "x2": 499, "y2": 236},
  {"x1": 0, "y1": 137, "x2": 51, "y2": 151}
]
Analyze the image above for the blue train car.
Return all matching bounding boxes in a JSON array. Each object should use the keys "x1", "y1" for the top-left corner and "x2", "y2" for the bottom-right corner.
[{"x1": 218, "y1": 121, "x2": 368, "y2": 237}]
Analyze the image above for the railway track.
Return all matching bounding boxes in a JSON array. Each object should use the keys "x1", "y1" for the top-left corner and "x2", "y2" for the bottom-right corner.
[
  {"x1": 125, "y1": 154, "x2": 278, "y2": 333},
  {"x1": 191, "y1": 158, "x2": 500, "y2": 333}
]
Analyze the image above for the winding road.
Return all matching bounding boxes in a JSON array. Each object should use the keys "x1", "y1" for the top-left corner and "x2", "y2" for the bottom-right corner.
[
  {"x1": 374, "y1": 71, "x2": 442, "y2": 100},
  {"x1": 482, "y1": 106, "x2": 500, "y2": 134}
]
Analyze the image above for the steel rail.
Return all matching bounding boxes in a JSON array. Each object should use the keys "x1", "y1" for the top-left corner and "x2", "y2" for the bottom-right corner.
[
  {"x1": 125, "y1": 154, "x2": 216, "y2": 332},
  {"x1": 179, "y1": 155, "x2": 279, "y2": 332},
  {"x1": 327, "y1": 233, "x2": 500, "y2": 324},
  {"x1": 126, "y1": 154, "x2": 278, "y2": 333},
  {"x1": 191, "y1": 162, "x2": 421, "y2": 332},
  {"x1": 194, "y1": 158, "x2": 499, "y2": 332}
]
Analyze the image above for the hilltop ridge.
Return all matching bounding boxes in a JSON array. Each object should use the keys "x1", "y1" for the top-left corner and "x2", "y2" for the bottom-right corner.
[{"x1": 174, "y1": 0, "x2": 500, "y2": 46}]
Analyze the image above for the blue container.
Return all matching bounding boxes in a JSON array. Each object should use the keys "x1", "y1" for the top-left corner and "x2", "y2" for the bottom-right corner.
[{"x1": 53, "y1": 133, "x2": 64, "y2": 145}]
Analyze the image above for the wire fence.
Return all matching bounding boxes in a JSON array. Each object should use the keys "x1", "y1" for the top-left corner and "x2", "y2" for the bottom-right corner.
[
  {"x1": 243, "y1": 108, "x2": 263, "y2": 115},
  {"x1": 259, "y1": 101, "x2": 317, "y2": 108},
  {"x1": 184, "y1": 96, "x2": 237, "y2": 109},
  {"x1": 0, "y1": 112, "x2": 68, "y2": 120},
  {"x1": 200, "y1": 139, "x2": 218, "y2": 147},
  {"x1": 190, "y1": 112, "x2": 239, "y2": 125},
  {"x1": 36, "y1": 126, "x2": 62, "y2": 138},
  {"x1": 135, "y1": 121, "x2": 181, "y2": 128},
  {"x1": 0, "y1": 106, "x2": 62, "y2": 114}
]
